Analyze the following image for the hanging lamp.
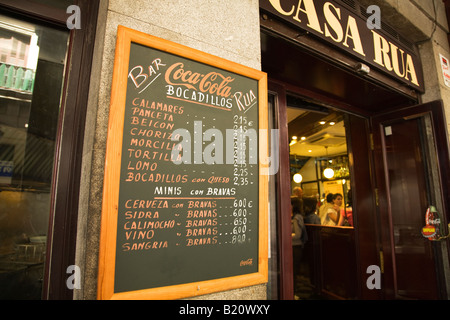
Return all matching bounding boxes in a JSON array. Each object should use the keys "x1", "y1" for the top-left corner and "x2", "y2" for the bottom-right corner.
[
  {"x1": 292, "y1": 154, "x2": 303, "y2": 183},
  {"x1": 323, "y1": 146, "x2": 335, "y2": 179}
]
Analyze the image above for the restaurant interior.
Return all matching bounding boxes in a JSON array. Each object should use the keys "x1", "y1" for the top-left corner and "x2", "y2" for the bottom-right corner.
[
  {"x1": 287, "y1": 95, "x2": 355, "y2": 299},
  {"x1": 288, "y1": 95, "x2": 351, "y2": 211}
]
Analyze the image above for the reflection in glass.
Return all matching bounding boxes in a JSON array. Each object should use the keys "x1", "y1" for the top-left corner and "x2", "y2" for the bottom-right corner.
[{"x1": 0, "y1": 15, "x2": 68, "y2": 299}]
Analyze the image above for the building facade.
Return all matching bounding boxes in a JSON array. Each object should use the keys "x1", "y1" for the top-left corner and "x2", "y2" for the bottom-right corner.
[{"x1": 0, "y1": 0, "x2": 449, "y2": 300}]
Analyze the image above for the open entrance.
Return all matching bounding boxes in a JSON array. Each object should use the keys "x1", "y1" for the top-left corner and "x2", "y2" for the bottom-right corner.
[
  {"x1": 267, "y1": 77, "x2": 378, "y2": 299},
  {"x1": 262, "y1": 25, "x2": 449, "y2": 300},
  {"x1": 286, "y1": 97, "x2": 355, "y2": 299}
]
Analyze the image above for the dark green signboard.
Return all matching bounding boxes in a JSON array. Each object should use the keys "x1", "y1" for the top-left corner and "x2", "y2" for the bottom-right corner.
[{"x1": 98, "y1": 26, "x2": 268, "y2": 299}]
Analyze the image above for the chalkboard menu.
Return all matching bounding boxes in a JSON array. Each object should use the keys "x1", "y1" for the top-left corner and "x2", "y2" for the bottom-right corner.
[{"x1": 98, "y1": 26, "x2": 268, "y2": 299}]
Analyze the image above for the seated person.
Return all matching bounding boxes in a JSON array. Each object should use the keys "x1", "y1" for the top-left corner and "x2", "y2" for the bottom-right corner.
[
  {"x1": 319, "y1": 193, "x2": 334, "y2": 225},
  {"x1": 327, "y1": 193, "x2": 343, "y2": 226},
  {"x1": 303, "y1": 196, "x2": 320, "y2": 224}
]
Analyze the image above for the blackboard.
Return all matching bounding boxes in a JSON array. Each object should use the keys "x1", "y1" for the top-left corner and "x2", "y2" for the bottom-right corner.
[{"x1": 98, "y1": 26, "x2": 268, "y2": 300}]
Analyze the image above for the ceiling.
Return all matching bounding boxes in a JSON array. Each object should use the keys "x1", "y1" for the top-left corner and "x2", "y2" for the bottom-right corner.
[{"x1": 287, "y1": 106, "x2": 347, "y2": 158}]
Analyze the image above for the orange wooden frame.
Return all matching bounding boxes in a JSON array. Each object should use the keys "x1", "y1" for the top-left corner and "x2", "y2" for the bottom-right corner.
[{"x1": 97, "y1": 26, "x2": 268, "y2": 300}]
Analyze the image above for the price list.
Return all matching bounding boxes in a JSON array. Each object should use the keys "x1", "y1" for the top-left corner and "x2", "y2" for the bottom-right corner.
[{"x1": 111, "y1": 41, "x2": 262, "y2": 294}]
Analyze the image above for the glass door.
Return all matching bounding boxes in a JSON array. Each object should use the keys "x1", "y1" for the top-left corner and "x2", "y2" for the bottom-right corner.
[
  {"x1": 372, "y1": 100, "x2": 450, "y2": 300},
  {"x1": 0, "y1": 13, "x2": 69, "y2": 299}
]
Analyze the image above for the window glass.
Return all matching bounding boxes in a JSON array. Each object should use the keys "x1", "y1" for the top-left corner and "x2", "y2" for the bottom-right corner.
[{"x1": 0, "y1": 14, "x2": 69, "y2": 299}]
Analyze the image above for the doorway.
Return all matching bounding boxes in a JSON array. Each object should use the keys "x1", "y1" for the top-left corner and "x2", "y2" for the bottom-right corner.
[
  {"x1": 262, "y1": 27, "x2": 449, "y2": 300},
  {"x1": 286, "y1": 95, "x2": 356, "y2": 299},
  {"x1": 268, "y1": 79, "x2": 386, "y2": 300},
  {"x1": 268, "y1": 86, "x2": 450, "y2": 300}
]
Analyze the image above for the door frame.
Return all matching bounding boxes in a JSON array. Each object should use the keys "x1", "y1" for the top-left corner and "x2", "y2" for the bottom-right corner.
[
  {"x1": 45, "y1": 0, "x2": 100, "y2": 300},
  {"x1": 268, "y1": 80, "x2": 294, "y2": 300},
  {"x1": 371, "y1": 100, "x2": 450, "y2": 299}
]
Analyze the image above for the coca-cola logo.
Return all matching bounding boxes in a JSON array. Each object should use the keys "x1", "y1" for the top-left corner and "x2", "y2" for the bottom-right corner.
[{"x1": 165, "y1": 62, "x2": 234, "y2": 98}]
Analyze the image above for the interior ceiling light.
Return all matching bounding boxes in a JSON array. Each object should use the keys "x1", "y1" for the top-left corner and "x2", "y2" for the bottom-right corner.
[
  {"x1": 289, "y1": 136, "x2": 298, "y2": 146},
  {"x1": 319, "y1": 120, "x2": 337, "y2": 126}
]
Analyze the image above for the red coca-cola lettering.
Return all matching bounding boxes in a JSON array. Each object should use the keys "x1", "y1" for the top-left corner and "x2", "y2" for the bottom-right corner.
[{"x1": 165, "y1": 62, "x2": 234, "y2": 97}]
